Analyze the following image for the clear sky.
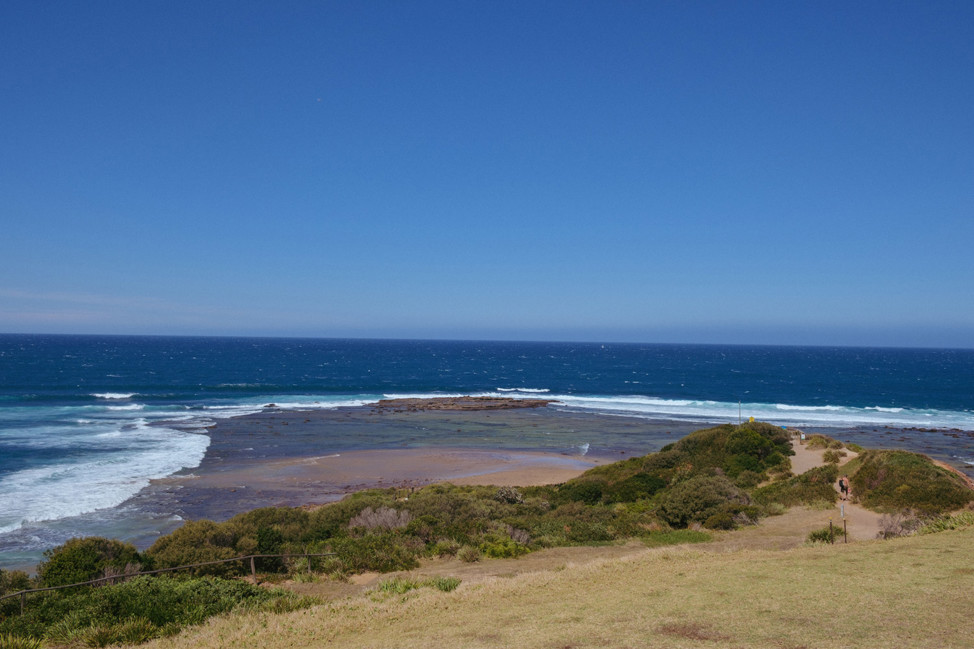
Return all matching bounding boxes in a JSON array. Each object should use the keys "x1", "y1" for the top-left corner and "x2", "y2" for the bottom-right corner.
[{"x1": 2, "y1": 1, "x2": 972, "y2": 347}]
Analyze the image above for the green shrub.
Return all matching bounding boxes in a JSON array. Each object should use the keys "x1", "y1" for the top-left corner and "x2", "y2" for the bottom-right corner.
[
  {"x1": 806, "y1": 434, "x2": 843, "y2": 450},
  {"x1": 37, "y1": 537, "x2": 144, "y2": 587},
  {"x1": 822, "y1": 449, "x2": 846, "y2": 464},
  {"x1": 807, "y1": 526, "x2": 836, "y2": 544},
  {"x1": 0, "y1": 633, "x2": 43, "y2": 649},
  {"x1": 752, "y1": 464, "x2": 839, "y2": 507},
  {"x1": 145, "y1": 520, "x2": 242, "y2": 576},
  {"x1": 850, "y1": 450, "x2": 974, "y2": 514},
  {"x1": 917, "y1": 511, "x2": 974, "y2": 534},
  {"x1": 703, "y1": 511, "x2": 736, "y2": 530},
  {"x1": 658, "y1": 475, "x2": 749, "y2": 528},
  {"x1": 425, "y1": 576, "x2": 461, "y2": 592},
  {"x1": 602, "y1": 473, "x2": 666, "y2": 503},
  {"x1": 457, "y1": 546, "x2": 481, "y2": 563},
  {"x1": 734, "y1": 470, "x2": 763, "y2": 489},
  {"x1": 328, "y1": 532, "x2": 420, "y2": 573},
  {"x1": 0, "y1": 575, "x2": 311, "y2": 642},
  {"x1": 479, "y1": 537, "x2": 530, "y2": 559},
  {"x1": 373, "y1": 575, "x2": 461, "y2": 597},
  {"x1": 430, "y1": 538, "x2": 461, "y2": 557},
  {"x1": 0, "y1": 570, "x2": 32, "y2": 597},
  {"x1": 556, "y1": 480, "x2": 605, "y2": 505},
  {"x1": 375, "y1": 576, "x2": 422, "y2": 595}
]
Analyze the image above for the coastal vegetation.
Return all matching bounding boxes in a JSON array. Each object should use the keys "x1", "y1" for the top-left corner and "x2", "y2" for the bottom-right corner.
[
  {"x1": 0, "y1": 575, "x2": 314, "y2": 647},
  {"x1": 2, "y1": 420, "x2": 972, "y2": 647},
  {"x1": 847, "y1": 449, "x2": 974, "y2": 514}
]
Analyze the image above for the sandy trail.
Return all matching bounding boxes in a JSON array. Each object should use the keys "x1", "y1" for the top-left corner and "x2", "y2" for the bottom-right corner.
[{"x1": 789, "y1": 437, "x2": 882, "y2": 541}]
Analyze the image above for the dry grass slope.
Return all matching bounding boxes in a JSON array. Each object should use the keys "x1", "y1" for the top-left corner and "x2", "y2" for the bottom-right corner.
[{"x1": 142, "y1": 527, "x2": 974, "y2": 649}]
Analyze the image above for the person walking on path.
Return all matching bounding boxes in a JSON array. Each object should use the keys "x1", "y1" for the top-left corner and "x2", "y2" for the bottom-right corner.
[{"x1": 838, "y1": 475, "x2": 850, "y2": 501}]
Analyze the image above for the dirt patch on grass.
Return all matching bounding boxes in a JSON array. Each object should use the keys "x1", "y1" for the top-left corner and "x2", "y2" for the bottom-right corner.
[{"x1": 658, "y1": 621, "x2": 731, "y2": 642}]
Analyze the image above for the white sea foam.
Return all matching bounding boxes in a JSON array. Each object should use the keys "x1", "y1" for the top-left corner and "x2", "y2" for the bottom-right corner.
[
  {"x1": 267, "y1": 398, "x2": 372, "y2": 411},
  {"x1": 0, "y1": 420, "x2": 209, "y2": 535},
  {"x1": 497, "y1": 387, "x2": 551, "y2": 394},
  {"x1": 382, "y1": 392, "x2": 467, "y2": 400},
  {"x1": 544, "y1": 393, "x2": 974, "y2": 430},
  {"x1": 92, "y1": 393, "x2": 136, "y2": 400},
  {"x1": 203, "y1": 395, "x2": 372, "y2": 417},
  {"x1": 577, "y1": 442, "x2": 590, "y2": 456},
  {"x1": 106, "y1": 404, "x2": 145, "y2": 411}
]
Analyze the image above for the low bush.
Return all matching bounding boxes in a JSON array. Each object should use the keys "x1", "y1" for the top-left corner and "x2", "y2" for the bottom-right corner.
[
  {"x1": 457, "y1": 546, "x2": 481, "y2": 563},
  {"x1": 374, "y1": 576, "x2": 422, "y2": 596},
  {"x1": 0, "y1": 576, "x2": 314, "y2": 643},
  {"x1": 917, "y1": 511, "x2": 974, "y2": 534},
  {"x1": 657, "y1": 475, "x2": 749, "y2": 528},
  {"x1": 601, "y1": 473, "x2": 666, "y2": 503},
  {"x1": 807, "y1": 526, "x2": 837, "y2": 544},
  {"x1": 822, "y1": 449, "x2": 846, "y2": 464},
  {"x1": 850, "y1": 450, "x2": 974, "y2": 514},
  {"x1": 806, "y1": 434, "x2": 843, "y2": 450},
  {"x1": 0, "y1": 633, "x2": 43, "y2": 649},
  {"x1": 0, "y1": 570, "x2": 33, "y2": 597},
  {"x1": 373, "y1": 575, "x2": 461, "y2": 598},
  {"x1": 37, "y1": 537, "x2": 145, "y2": 587},
  {"x1": 556, "y1": 479, "x2": 606, "y2": 505},
  {"x1": 145, "y1": 520, "x2": 242, "y2": 577},
  {"x1": 877, "y1": 511, "x2": 925, "y2": 539},
  {"x1": 703, "y1": 511, "x2": 736, "y2": 530},
  {"x1": 479, "y1": 537, "x2": 530, "y2": 559},
  {"x1": 733, "y1": 470, "x2": 763, "y2": 489},
  {"x1": 430, "y1": 538, "x2": 461, "y2": 557},
  {"x1": 328, "y1": 533, "x2": 420, "y2": 573},
  {"x1": 752, "y1": 464, "x2": 839, "y2": 508}
]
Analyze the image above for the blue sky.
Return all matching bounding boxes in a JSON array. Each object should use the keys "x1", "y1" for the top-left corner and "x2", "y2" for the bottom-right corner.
[{"x1": 2, "y1": 1, "x2": 972, "y2": 347}]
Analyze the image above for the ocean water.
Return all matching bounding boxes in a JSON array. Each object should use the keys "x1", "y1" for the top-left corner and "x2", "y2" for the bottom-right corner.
[{"x1": 2, "y1": 334, "x2": 973, "y2": 568}]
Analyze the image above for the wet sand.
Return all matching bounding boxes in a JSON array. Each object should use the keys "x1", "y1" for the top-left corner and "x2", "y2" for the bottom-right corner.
[
  {"x1": 136, "y1": 405, "x2": 702, "y2": 526},
  {"x1": 153, "y1": 447, "x2": 605, "y2": 514}
]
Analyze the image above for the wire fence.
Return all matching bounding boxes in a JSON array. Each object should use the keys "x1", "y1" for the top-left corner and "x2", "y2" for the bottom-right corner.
[{"x1": 0, "y1": 552, "x2": 336, "y2": 615}]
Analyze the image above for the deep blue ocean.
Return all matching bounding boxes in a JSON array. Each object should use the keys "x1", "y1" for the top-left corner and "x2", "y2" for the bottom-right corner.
[{"x1": 2, "y1": 334, "x2": 974, "y2": 568}]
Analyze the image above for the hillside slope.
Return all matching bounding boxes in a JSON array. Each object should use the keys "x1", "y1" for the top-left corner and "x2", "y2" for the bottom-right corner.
[{"x1": 144, "y1": 526, "x2": 974, "y2": 649}]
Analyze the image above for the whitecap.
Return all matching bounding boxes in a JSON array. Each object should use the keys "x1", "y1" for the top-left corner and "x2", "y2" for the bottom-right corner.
[
  {"x1": 0, "y1": 424, "x2": 209, "y2": 535},
  {"x1": 92, "y1": 393, "x2": 136, "y2": 400},
  {"x1": 546, "y1": 393, "x2": 974, "y2": 430}
]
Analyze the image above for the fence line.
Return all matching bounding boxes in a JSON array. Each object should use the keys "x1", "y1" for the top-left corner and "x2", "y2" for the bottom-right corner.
[{"x1": 0, "y1": 552, "x2": 336, "y2": 615}]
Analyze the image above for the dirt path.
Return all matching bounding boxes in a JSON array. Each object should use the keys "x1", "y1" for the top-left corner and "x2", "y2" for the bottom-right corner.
[{"x1": 789, "y1": 437, "x2": 882, "y2": 541}]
